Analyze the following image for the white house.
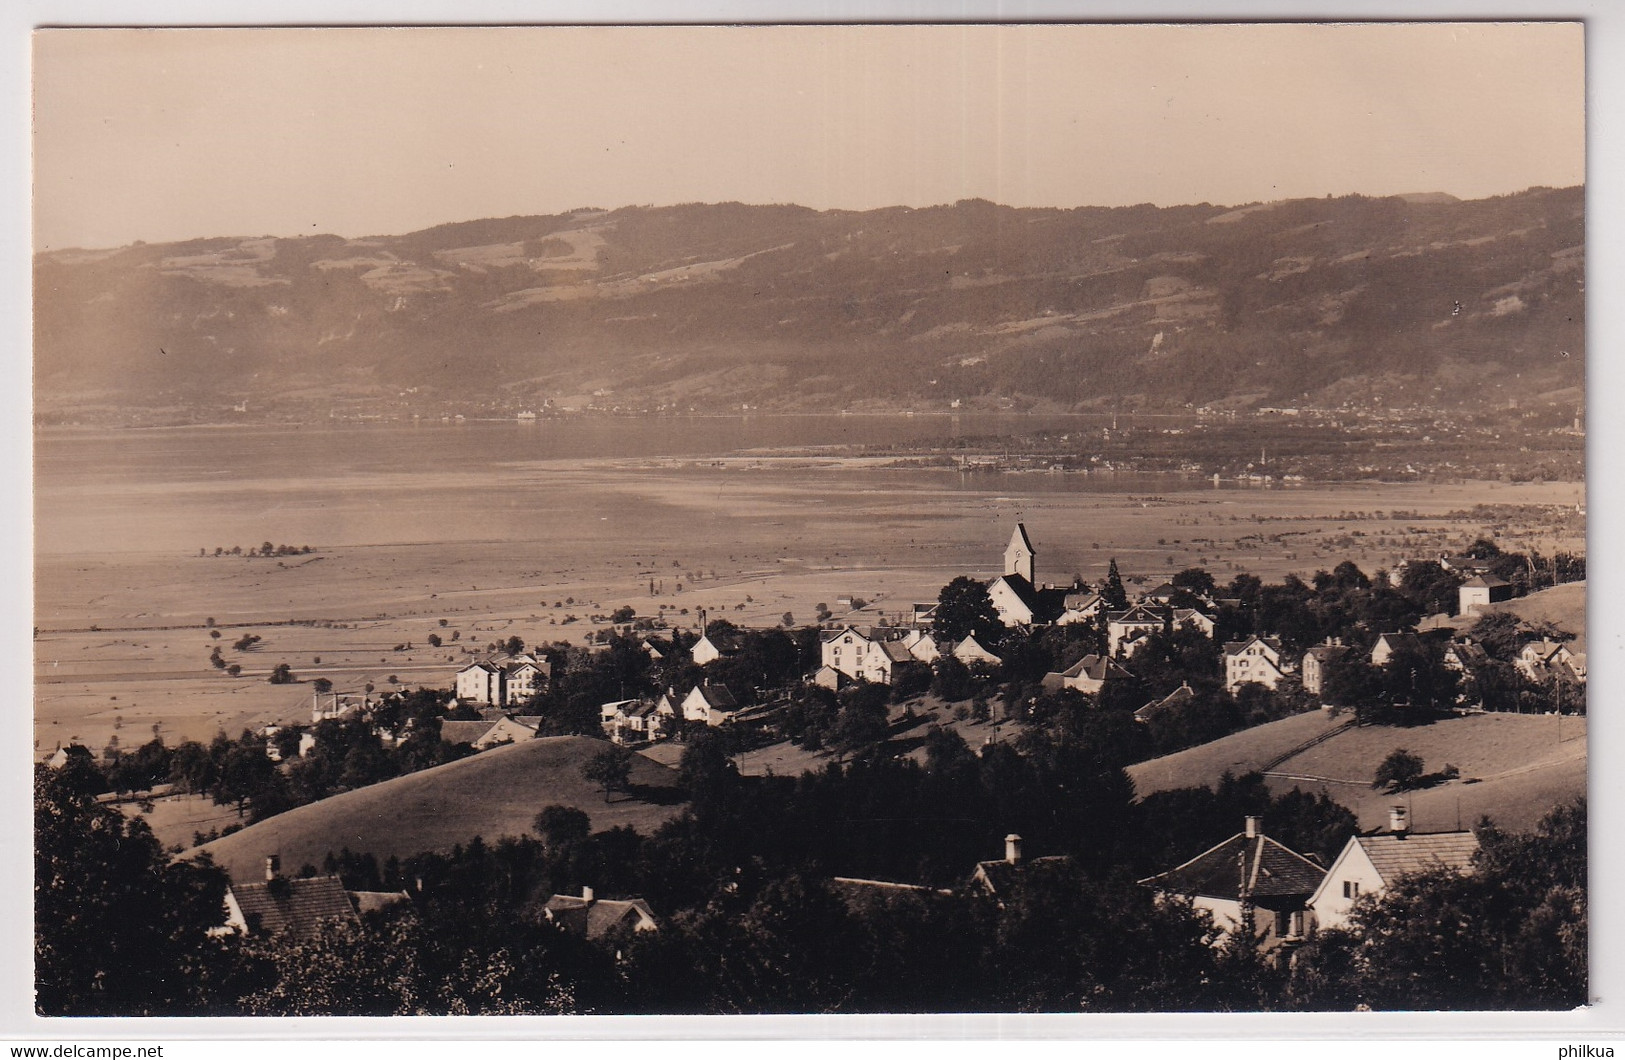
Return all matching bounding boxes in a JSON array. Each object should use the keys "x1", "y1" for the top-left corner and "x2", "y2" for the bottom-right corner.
[
  {"x1": 1300, "y1": 640, "x2": 1351, "y2": 698},
  {"x1": 900, "y1": 628, "x2": 941, "y2": 662},
  {"x1": 455, "y1": 654, "x2": 552, "y2": 708},
  {"x1": 1041, "y1": 653, "x2": 1133, "y2": 696},
  {"x1": 1516, "y1": 640, "x2": 1586, "y2": 684},
  {"x1": 472, "y1": 714, "x2": 539, "y2": 749},
  {"x1": 820, "y1": 626, "x2": 914, "y2": 684},
  {"x1": 1223, "y1": 636, "x2": 1289, "y2": 693},
  {"x1": 952, "y1": 634, "x2": 1003, "y2": 667},
  {"x1": 601, "y1": 699, "x2": 663, "y2": 744},
  {"x1": 681, "y1": 682, "x2": 740, "y2": 726},
  {"x1": 1054, "y1": 590, "x2": 1104, "y2": 626},
  {"x1": 455, "y1": 660, "x2": 505, "y2": 705},
  {"x1": 1308, "y1": 807, "x2": 1479, "y2": 933},
  {"x1": 1370, "y1": 632, "x2": 1425, "y2": 669},
  {"x1": 1458, "y1": 574, "x2": 1513, "y2": 614},
  {"x1": 1107, "y1": 604, "x2": 1214, "y2": 657},
  {"x1": 691, "y1": 628, "x2": 742, "y2": 667}
]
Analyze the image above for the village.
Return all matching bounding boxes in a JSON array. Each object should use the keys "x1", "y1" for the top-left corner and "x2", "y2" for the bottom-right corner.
[{"x1": 36, "y1": 519, "x2": 1588, "y2": 1014}]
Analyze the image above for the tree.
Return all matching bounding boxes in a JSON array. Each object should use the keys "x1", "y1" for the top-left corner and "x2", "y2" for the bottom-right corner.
[
  {"x1": 268, "y1": 663, "x2": 295, "y2": 685},
  {"x1": 1372, "y1": 748, "x2": 1424, "y2": 791},
  {"x1": 312, "y1": 677, "x2": 333, "y2": 694},
  {"x1": 427, "y1": 633, "x2": 442, "y2": 648},
  {"x1": 1170, "y1": 567, "x2": 1217, "y2": 599},
  {"x1": 582, "y1": 746, "x2": 633, "y2": 803},
  {"x1": 932, "y1": 576, "x2": 1003, "y2": 647},
  {"x1": 35, "y1": 766, "x2": 234, "y2": 1014},
  {"x1": 504, "y1": 636, "x2": 526, "y2": 656},
  {"x1": 533, "y1": 804, "x2": 592, "y2": 849},
  {"x1": 1102, "y1": 558, "x2": 1130, "y2": 611}
]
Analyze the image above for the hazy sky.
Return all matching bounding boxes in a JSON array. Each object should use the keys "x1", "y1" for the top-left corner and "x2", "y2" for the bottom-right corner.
[{"x1": 32, "y1": 23, "x2": 1584, "y2": 250}]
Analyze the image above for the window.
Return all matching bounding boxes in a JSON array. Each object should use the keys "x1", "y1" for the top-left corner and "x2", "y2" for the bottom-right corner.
[{"x1": 1343, "y1": 881, "x2": 1360, "y2": 899}]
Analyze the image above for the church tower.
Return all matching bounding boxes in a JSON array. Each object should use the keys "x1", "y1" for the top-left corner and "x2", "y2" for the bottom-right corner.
[{"x1": 1005, "y1": 523, "x2": 1036, "y2": 584}]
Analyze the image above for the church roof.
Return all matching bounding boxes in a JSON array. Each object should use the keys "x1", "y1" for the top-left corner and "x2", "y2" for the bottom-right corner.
[{"x1": 990, "y1": 573, "x2": 1069, "y2": 623}]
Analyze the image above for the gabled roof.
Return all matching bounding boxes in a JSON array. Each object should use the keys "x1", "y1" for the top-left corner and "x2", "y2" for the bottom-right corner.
[
  {"x1": 1462, "y1": 574, "x2": 1511, "y2": 588},
  {"x1": 228, "y1": 876, "x2": 358, "y2": 939},
  {"x1": 1305, "y1": 643, "x2": 1352, "y2": 663},
  {"x1": 696, "y1": 631, "x2": 742, "y2": 655},
  {"x1": 1053, "y1": 653, "x2": 1132, "y2": 683},
  {"x1": 439, "y1": 720, "x2": 498, "y2": 745},
  {"x1": 1062, "y1": 590, "x2": 1102, "y2": 611},
  {"x1": 1444, "y1": 641, "x2": 1490, "y2": 666},
  {"x1": 829, "y1": 877, "x2": 954, "y2": 909},
  {"x1": 692, "y1": 683, "x2": 738, "y2": 710},
  {"x1": 971, "y1": 855, "x2": 1071, "y2": 896},
  {"x1": 821, "y1": 624, "x2": 870, "y2": 644},
  {"x1": 1110, "y1": 603, "x2": 1208, "y2": 627},
  {"x1": 1374, "y1": 632, "x2": 1424, "y2": 652},
  {"x1": 1224, "y1": 635, "x2": 1283, "y2": 657},
  {"x1": 1142, "y1": 832, "x2": 1326, "y2": 902},
  {"x1": 880, "y1": 640, "x2": 916, "y2": 663},
  {"x1": 1355, "y1": 831, "x2": 1479, "y2": 884},
  {"x1": 458, "y1": 660, "x2": 502, "y2": 674},
  {"x1": 543, "y1": 894, "x2": 657, "y2": 939},
  {"x1": 1135, "y1": 682, "x2": 1197, "y2": 721}
]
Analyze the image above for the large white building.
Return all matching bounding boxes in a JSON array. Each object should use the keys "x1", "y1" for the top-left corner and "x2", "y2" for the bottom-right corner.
[{"x1": 455, "y1": 654, "x2": 551, "y2": 707}]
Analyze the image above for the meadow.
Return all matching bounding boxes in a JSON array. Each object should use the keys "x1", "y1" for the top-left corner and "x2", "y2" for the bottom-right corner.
[{"x1": 34, "y1": 423, "x2": 1585, "y2": 756}]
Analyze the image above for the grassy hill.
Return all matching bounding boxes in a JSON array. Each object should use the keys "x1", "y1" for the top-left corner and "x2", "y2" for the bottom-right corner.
[
  {"x1": 1129, "y1": 710, "x2": 1584, "y2": 834},
  {"x1": 1490, "y1": 580, "x2": 1587, "y2": 651},
  {"x1": 192, "y1": 735, "x2": 683, "y2": 883}
]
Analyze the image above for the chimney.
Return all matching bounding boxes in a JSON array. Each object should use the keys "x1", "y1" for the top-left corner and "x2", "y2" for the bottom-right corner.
[
  {"x1": 1244, "y1": 816, "x2": 1262, "y2": 839},
  {"x1": 581, "y1": 885, "x2": 595, "y2": 904},
  {"x1": 265, "y1": 854, "x2": 281, "y2": 881},
  {"x1": 1390, "y1": 805, "x2": 1409, "y2": 837},
  {"x1": 1005, "y1": 833, "x2": 1023, "y2": 866}
]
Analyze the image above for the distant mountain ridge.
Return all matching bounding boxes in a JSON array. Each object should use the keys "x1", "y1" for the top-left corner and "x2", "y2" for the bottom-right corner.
[{"x1": 34, "y1": 188, "x2": 1584, "y2": 423}]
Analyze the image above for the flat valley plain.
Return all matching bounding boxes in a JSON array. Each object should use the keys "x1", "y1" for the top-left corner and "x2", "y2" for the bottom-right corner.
[{"x1": 35, "y1": 419, "x2": 1585, "y2": 756}]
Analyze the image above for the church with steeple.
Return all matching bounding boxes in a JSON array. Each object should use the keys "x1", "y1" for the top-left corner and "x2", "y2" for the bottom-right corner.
[{"x1": 986, "y1": 522, "x2": 1069, "y2": 627}]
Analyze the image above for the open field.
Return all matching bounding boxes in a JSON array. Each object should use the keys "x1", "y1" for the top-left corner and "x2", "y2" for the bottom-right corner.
[
  {"x1": 188, "y1": 735, "x2": 682, "y2": 883},
  {"x1": 1129, "y1": 711, "x2": 1585, "y2": 834},
  {"x1": 35, "y1": 441, "x2": 1583, "y2": 754}
]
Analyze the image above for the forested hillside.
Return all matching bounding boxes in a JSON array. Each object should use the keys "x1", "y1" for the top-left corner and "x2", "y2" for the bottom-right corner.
[{"x1": 35, "y1": 188, "x2": 1583, "y2": 423}]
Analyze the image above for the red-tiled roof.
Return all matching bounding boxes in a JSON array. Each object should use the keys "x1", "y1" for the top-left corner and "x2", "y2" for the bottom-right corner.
[{"x1": 229, "y1": 876, "x2": 358, "y2": 939}]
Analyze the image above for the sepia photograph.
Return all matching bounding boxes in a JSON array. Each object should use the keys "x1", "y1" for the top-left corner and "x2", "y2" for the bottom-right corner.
[{"x1": 25, "y1": 18, "x2": 1593, "y2": 1025}]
